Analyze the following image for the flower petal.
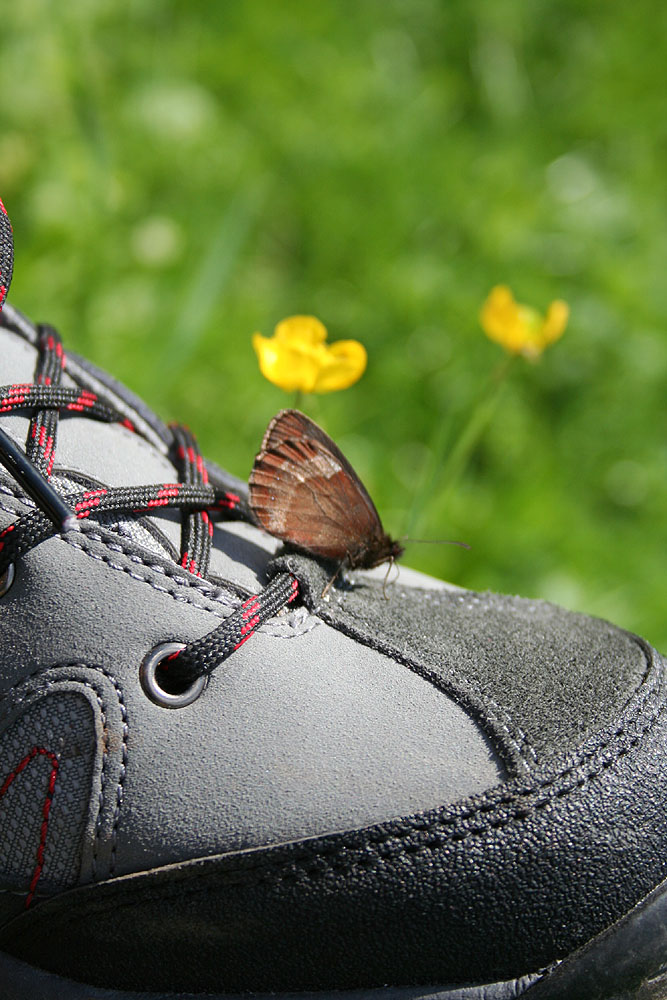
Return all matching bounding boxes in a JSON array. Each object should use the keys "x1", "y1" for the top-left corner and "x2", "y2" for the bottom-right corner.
[
  {"x1": 481, "y1": 286, "x2": 521, "y2": 348},
  {"x1": 312, "y1": 339, "x2": 368, "y2": 393},
  {"x1": 541, "y1": 300, "x2": 569, "y2": 346},
  {"x1": 252, "y1": 332, "x2": 321, "y2": 392},
  {"x1": 274, "y1": 315, "x2": 328, "y2": 347},
  {"x1": 253, "y1": 316, "x2": 367, "y2": 394},
  {"x1": 481, "y1": 286, "x2": 568, "y2": 358}
]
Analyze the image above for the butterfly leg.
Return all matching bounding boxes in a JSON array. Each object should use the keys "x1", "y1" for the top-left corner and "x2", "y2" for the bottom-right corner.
[
  {"x1": 321, "y1": 560, "x2": 345, "y2": 598},
  {"x1": 382, "y1": 556, "x2": 401, "y2": 599}
]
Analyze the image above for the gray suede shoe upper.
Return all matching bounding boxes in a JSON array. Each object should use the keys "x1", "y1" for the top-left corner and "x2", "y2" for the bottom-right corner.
[
  {"x1": 0, "y1": 297, "x2": 665, "y2": 996},
  {"x1": 0, "y1": 306, "x2": 504, "y2": 891}
]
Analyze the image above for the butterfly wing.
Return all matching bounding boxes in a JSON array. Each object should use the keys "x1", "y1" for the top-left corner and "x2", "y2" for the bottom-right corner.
[
  {"x1": 249, "y1": 409, "x2": 389, "y2": 563},
  {"x1": 259, "y1": 409, "x2": 383, "y2": 517}
]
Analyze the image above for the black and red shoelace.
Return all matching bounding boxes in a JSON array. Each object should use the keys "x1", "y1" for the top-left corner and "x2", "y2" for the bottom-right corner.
[{"x1": 0, "y1": 203, "x2": 299, "y2": 693}]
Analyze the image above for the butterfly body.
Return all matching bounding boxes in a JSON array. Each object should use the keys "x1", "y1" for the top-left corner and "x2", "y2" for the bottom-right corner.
[{"x1": 249, "y1": 410, "x2": 404, "y2": 570}]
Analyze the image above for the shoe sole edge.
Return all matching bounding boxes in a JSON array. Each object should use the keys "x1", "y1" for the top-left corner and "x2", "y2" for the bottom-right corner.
[
  {"x1": 2, "y1": 876, "x2": 666, "y2": 1000},
  {"x1": 0, "y1": 953, "x2": 541, "y2": 1000}
]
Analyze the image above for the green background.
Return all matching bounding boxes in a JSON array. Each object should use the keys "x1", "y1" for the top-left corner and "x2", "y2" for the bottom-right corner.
[{"x1": 1, "y1": 0, "x2": 665, "y2": 650}]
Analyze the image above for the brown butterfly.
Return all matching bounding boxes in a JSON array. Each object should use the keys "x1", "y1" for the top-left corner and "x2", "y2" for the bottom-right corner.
[{"x1": 249, "y1": 409, "x2": 404, "y2": 570}]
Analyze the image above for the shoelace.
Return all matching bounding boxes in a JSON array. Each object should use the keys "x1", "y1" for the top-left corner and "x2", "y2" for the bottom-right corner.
[{"x1": 0, "y1": 217, "x2": 300, "y2": 696}]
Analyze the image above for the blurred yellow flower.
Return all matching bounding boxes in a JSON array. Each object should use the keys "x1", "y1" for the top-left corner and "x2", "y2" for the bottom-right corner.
[
  {"x1": 252, "y1": 315, "x2": 367, "y2": 394},
  {"x1": 480, "y1": 286, "x2": 569, "y2": 359}
]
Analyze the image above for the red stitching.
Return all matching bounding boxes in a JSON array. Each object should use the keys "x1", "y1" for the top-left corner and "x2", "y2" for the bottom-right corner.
[
  {"x1": 233, "y1": 630, "x2": 256, "y2": 651},
  {"x1": 0, "y1": 522, "x2": 15, "y2": 554},
  {"x1": 241, "y1": 596, "x2": 260, "y2": 619},
  {"x1": 0, "y1": 387, "x2": 29, "y2": 411},
  {"x1": 216, "y1": 492, "x2": 240, "y2": 511},
  {"x1": 240, "y1": 616, "x2": 260, "y2": 635},
  {"x1": 75, "y1": 488, "x2": 108, "y2": 518},
  {"x1": 0, "y1": 747, "x2": 59, "y2": 908},
  {"x1": 66, "y1": 390, "x2": 97, "y2": 412}
]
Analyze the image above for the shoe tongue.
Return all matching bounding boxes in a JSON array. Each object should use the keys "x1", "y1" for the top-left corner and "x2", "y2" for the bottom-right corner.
[{"x1": 0, "y1": 305, "x2": 276, "y2": 591}]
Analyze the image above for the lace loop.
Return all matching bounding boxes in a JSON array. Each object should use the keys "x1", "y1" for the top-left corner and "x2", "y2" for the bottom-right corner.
[{"x1": 163, "y1": 572, "x2": 300, "y2": 687}]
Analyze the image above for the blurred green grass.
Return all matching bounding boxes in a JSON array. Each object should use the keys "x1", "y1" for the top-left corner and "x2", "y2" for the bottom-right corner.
[{"x1": 1, "y1": 0, "x2": 665, "y2": 650}]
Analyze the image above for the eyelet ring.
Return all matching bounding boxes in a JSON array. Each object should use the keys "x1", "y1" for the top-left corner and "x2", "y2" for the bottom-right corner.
[
  {"x1": 0, "y1": 563, "x2": 15, "y2": 598},
  {"x1": 140, "y1": 642, "x2": 207, "y2": 708}
]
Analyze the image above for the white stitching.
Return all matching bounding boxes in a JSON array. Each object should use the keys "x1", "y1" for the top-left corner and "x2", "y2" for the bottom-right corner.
[
  {"x1": 0, "y1": 664, "x2": 129, "y2": 882},
  {"x1": 1, "y1": 498, "x2": 320, "y2": 638}
]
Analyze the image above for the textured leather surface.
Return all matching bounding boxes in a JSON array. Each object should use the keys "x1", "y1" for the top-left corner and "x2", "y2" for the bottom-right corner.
[
  {"x1": 0, "y1": 511, "x2": 504, "y2": 878},
  {"x1": 273, "y1": 553, "x2": 651, "y2": 769},
  {"x1": 2, "y1": 645, "x2": 665, "y2": 993}
]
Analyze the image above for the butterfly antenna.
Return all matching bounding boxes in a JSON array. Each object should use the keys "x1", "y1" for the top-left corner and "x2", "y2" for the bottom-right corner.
[{"x1": 401, "y1": 537, "x2": 471, "y2": 549}]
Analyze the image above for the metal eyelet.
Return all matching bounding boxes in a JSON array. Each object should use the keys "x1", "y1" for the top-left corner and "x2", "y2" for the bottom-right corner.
[
  {"x1": 139, "y1": 642, "x2": 207, "y2": 709},
  {"x1": 0, "y1": 563, "x2": 15, "y2": 598}
]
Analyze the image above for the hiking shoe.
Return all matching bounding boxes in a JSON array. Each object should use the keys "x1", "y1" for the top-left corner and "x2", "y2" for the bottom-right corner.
[{"x1": 0, "y1": 201, "x2": 666, "y2": 1000}]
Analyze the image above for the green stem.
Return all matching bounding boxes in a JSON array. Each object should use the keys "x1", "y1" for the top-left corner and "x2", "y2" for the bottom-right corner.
[
  {"x1": 406, "y1": 413, "x2": 454, "y2": 536},
  {"x1": 409, "y1": 356, "x2": 514, "y2": 536}
]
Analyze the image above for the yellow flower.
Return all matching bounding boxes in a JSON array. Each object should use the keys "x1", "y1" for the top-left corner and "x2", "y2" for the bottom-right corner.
[
  {"x1": 252, "y1": 315, "x2": 367, "y2": 394},
  {"x1": 480, "y1": 285, "x2": 569, "y2": 359}
]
